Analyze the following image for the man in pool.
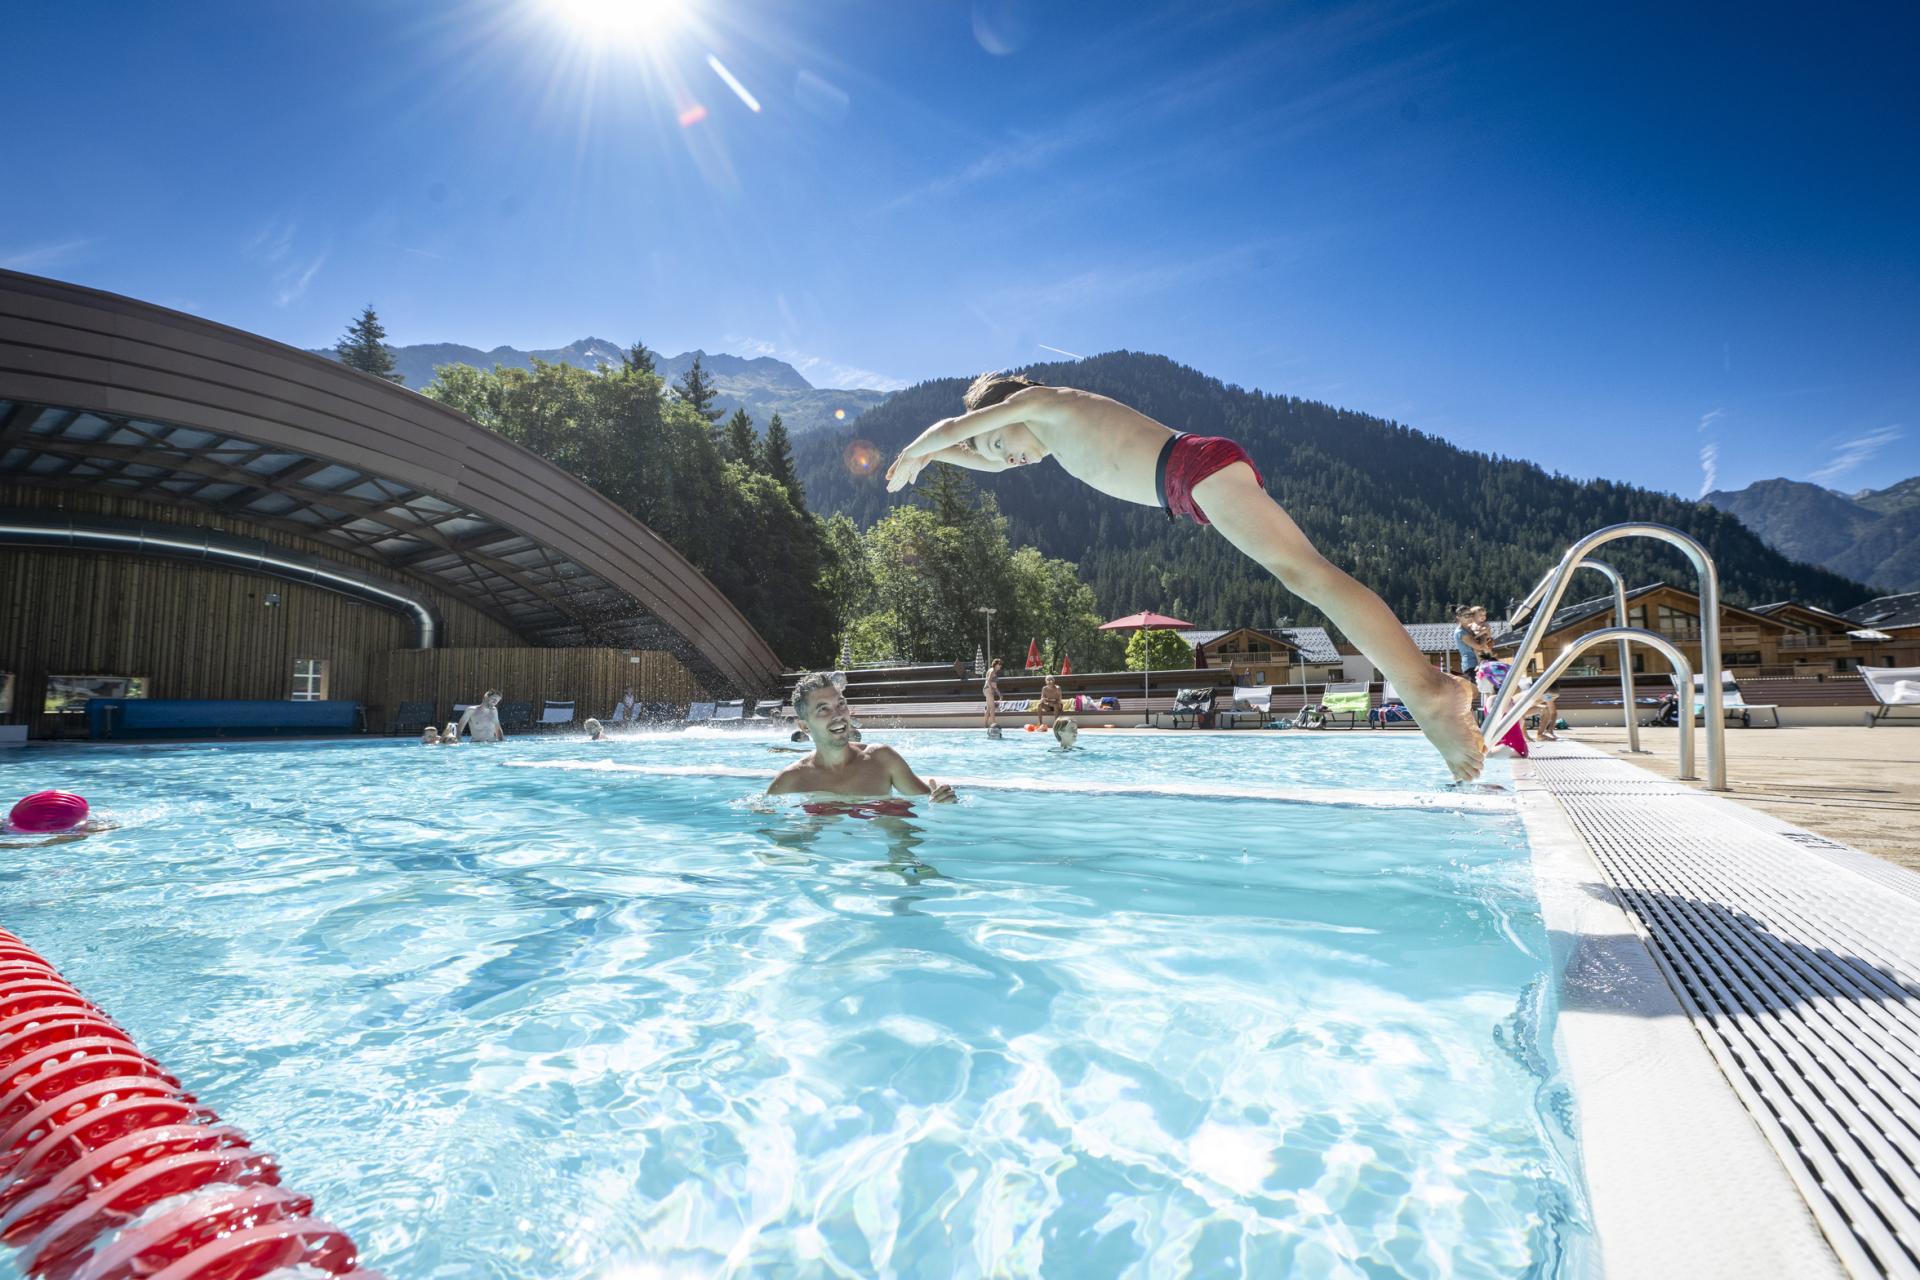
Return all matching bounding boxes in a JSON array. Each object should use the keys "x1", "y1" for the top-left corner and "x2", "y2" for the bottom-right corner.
[
  {"x1": 768, "y1": 673, "x2": 956, "y2": 802},
  {"x1": 1052, "y1": 717, "x2": 1079, "y2": 750},
  {"x1": 887, "y1": 374, "x2": 1484, "y2": 781},
  {"x1": 457, "y1": 690, "x2": 505, "y2": 743}
]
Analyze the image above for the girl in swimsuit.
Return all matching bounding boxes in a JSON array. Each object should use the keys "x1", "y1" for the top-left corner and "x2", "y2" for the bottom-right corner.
[{"x1": 887, "y1": 373, "x2": 1485, "y2": 782}]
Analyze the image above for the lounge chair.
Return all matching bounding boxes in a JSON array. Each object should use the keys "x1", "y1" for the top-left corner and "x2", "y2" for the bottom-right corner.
[
  {"x1": 1155, "y1": 688, "x2": 1215, "y2": 729},
  {"x1": 753, "y1": 699, "x2": 787, "y2": 720},
  {"x1": 714, "y1": 700, "x2": 746, "y2": 722},
  {"x1": 539, "y1": 700, "x2": 576, "y2": 731},
  {"x1": 498, "y1": 701, "x2": 535, "y2": 732},
  {"x1": 1369, "y1": 681, "x2": 1417, "y2": 728},
  {"x1": 1861, "y1": 665, "x2": 1920, "y2": 726},
  {"x1": 605, "y1": 698, "x2": 636, "y2": 727},
  {"x1": 685, "y1": 701, "x2": 717, "y2": 725},
  {"x1": 1673, "y1": 671, "x2": 1780, "y2": 728},
  {"x1": 1320, "y1": 682, "x2": 1371, "y2": 729},
  {"x1": 642, "y1": 701, "x2": 677, "y2": 724},
  {"x1": 1218, "y1": 685, "x2": 1273, "y2": 730},
  {"x1": 387, "y1": 700, "x2": 436, "y2": 736}
]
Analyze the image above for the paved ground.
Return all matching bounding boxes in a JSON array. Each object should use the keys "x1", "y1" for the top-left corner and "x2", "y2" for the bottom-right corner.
[{"x1": 1560, "y1": 724, "x2": 1920, "y2": 871}]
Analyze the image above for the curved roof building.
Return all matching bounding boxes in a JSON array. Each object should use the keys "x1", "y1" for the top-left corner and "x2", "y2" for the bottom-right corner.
[{"x1": 0, "y1": 269, "x2": 783, "y2": 705}]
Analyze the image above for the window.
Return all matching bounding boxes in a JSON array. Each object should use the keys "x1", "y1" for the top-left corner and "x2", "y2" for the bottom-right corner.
[
  {"x1": 44, "y1": 676, "x2": 147, "y2": 714},
  {"x1": 1724, "y1": 652, "x2": 1762, "y2": 667},
  {"x1": 291, "y1": 658, "x2": 329, "y2": 701}
]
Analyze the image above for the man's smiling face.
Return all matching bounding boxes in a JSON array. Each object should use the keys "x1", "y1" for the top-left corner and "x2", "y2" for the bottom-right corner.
[{"x1": 801, "y1": 685, "x2": 855, "y2": 745}]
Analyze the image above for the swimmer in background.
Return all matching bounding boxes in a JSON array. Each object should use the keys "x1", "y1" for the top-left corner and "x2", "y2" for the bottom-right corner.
[
  {"x1": 419, "y1": 725, "x2": 441, "y2": 745},
  {"x1": 983, "y1": 657, "x2": 1004, "y2": 738},
  {"x1": 457, "y1": 690, "x2": 505, "y2": 743},
  {"x1": 1052, "y1": 717, "x2": 1079, "y2": 750},
  {"x1": 584, "y1": 717, "x2": 607, "y2": 740},
  {"x1": 442, "y1": 721, "x2": 462, "y2": 745},
  {"x1": 888, "y1": 374, "x2": 1483, "y2": 782},
  {"x1": 768, "y1": 672, "x2": 955, "y2": 802}
]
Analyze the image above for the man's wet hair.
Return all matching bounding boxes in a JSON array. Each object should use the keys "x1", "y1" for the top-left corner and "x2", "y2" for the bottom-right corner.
[
  {"x1": 1053, "y1": 717, "x2": 1077, "y2": 737},
  {"x1": 963, "y1": 371, "x2": 1045, "y2": 413},
  {"x1": 791, "y1": 671, "x2": 839, "y2": 716}
]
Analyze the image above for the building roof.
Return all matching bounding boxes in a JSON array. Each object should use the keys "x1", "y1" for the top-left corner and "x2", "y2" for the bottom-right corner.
[
  {"x1": 1494, "y1": 582, "x2": 1791, "y2": 650},
  {"x1": 1844, "y1": 592, "x2": 1920, "y2": 632},
  {"x1": 1751, "y1": 600, "x2": 1859, "y2": 629},
  {"x1": 0, "y1": 269, "x2": 781, "y2": 694},
  {"x1": 1403, "y1": 620, "x2": 1507, "y2": 653},
  {"x1": 1187, "y1": 626, "x2": 1342, "y2": 665}
]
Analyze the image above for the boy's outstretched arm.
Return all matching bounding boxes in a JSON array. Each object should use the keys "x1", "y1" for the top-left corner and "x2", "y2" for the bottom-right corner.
[
  {"x1": 886, "y1": 389, "x2": 1054, "y2": 490},
  {"x1": 878, "y1": 747, "x2": 956, "y2": 802}
]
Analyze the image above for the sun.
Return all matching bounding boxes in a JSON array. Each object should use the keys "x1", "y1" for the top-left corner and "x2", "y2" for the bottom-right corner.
[{"x1": 549, "y1": 0, "x2": 691, "y2": 47}]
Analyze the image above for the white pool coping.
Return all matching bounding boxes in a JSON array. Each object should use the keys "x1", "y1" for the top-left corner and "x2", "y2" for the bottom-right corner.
[{"x1": 1513, "y1": 756, "x2": 1846, "y2": 1280}]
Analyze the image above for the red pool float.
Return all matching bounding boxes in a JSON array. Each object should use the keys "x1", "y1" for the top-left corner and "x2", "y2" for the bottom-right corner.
[{"x1": 6, "y1": 794, "x2": 88, "y2": 835}]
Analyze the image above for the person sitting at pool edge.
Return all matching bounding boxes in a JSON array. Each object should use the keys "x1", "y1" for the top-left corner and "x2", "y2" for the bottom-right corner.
[
  {"x1": 887, "y1": 373, "x2": 1483, "y2": 782},
  {"x1": 1034, "y1": 674, "x2": 1065, "y2": 726},
  {"x1": 457, "y1": 690, "x2": 505, "y2": 743},
  {"x1": 769, "y1": 673, "x2": 955, "y2": 802},
  {"x1": 1052, "y1": 717, "x2": 1079, "y2": 750}
]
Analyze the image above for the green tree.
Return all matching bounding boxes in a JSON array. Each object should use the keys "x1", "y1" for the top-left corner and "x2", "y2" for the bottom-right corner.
[
  {"x1": 336, "y1": 305, "x2": 403, "y2": 383},
  {"x1": 623, "y1": 339, "x2": 656, "y2": 375},
  {"x1": 724, "y1": 408, "x2": 759, "y2": 466},
  {"x1": 1126, "y1": 628, "x2": 1194, "y2": 672},
  {"x1": 673, "y1": 354, "x2": 723, "y2": 423},
  {"x1": 761, "y1": 412, "x2": 802, "y2": 505}
]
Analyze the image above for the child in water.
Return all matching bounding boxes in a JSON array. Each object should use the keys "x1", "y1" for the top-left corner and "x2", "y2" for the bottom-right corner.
[
  {"x1": 419, "y1": 725, "x2": 441, "y2": 745},
  {"x1": 889, "y1": 374, "x2": 1482, "y2": 781}
]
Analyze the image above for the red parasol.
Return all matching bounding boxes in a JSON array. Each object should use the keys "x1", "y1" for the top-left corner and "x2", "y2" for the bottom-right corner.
[
  {"x1": 1025, "y1": 638, "x2": 1042, "y2": 670},
  {"x1": 1060, "y1": 653, "x2": 1073, "y2": 676},
  {"x1": 1099, "y1": 611, "x2": 1194, "y2": 631}
]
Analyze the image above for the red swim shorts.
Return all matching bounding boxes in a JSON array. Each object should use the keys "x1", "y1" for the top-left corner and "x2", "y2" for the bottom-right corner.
[{"x1": 1155, "y1": 433, "x2": 1264, "y2": 525}]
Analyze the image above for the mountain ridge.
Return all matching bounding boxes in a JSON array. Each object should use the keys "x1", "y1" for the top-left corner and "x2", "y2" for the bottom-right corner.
[
  {"x1": 1705, "y1": 477, "x2": 1920, "y2": 592},
  {"x1": 311, "y1": 337, "x2": 891, "y2": 437}
]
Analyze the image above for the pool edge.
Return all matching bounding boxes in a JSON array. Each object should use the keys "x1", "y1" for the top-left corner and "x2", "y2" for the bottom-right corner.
[{"x1": 1511, "y1": 757, "x2": 1846, "y2": 1280}]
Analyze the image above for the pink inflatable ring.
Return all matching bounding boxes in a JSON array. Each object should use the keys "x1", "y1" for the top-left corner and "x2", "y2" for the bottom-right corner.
[{"x1": 7, "y1": 792, "x2": 89, "y2": 834}]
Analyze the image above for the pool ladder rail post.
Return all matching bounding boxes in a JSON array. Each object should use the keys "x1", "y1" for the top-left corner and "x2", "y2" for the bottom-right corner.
[
  {"x1": 0, "y1": 927, "x2": 386, "y2": 1280},
  {"x1": 1491, "y1": 522, "x2": 1725, "y2": 790}
]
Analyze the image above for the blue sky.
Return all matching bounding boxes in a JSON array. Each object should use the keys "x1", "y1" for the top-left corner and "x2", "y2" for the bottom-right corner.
[{"x1": 7, "y1": 1, "x2": 1916, "y2": 496}]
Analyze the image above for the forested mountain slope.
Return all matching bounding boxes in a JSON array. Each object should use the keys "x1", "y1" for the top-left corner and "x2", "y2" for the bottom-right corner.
[
  {"x1": 795, "y1": 352, "x2": 1869, "y2": 627},
  {"x1": 1705, "y1": 477, "x2": 1920, "y2": 592}
]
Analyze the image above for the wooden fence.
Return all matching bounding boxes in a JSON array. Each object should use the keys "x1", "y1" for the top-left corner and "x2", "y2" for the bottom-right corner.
[{"x1": 369, "y1": 647, "x2": 704, "y2": 731}]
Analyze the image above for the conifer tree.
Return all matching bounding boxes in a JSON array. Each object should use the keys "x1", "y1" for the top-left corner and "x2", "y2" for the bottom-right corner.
[
  {"x1": 760, "y1": 412, "x2": 803, "y2": 505},
  {"x1": 725, "y1": 408, "x2": 759, "y2": 466},
  {"x1": 673, "y1": 354, "x2": 723, "y2": 422},
  {"x1": 622, "y1": 340, "x2": 656, "y2": 375},
  {"x1": 337, "y1": 305, "x2": 404, "y2": 384}
]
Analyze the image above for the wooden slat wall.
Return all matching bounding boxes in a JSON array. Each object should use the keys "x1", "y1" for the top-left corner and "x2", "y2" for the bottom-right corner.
[{"x1": 371, "y1": 647, "x2": 702, "y2": 729}]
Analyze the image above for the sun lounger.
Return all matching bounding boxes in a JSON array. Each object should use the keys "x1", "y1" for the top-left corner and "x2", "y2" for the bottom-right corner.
[
  {"x1": 685, "y1": 701, "x2": 716, "y2": 724},
  {"x1": 387, "y1": 700, "x2": 436, "y2": 736},
  {"x1": 498, "y1": 701, "x2": 534, "y2": 732},
  {"x1": 1154, "y1": 688, "x2": 1215, "y2": 729},
  {"x1": 754, "y1": 699, "x2": 787, "y2": 720},
  {"x1": 1320, "y1": 681, "x2": 1371, "y2": 729},
  {"x1": 714, "y1": 700, "x2": 746, "y2": 722},
  {"x1": 1370, "y1": 681, "x2": 1418, "y2": 729},
  {"x1": 605, "y1": 699, "x2": 635, "y2": 726},
  {"x1": 1674, "y1": 670, "x2": 1780, "y2": 728},
  {"x1": 1218, "y1": 685, "x2": 1273, "y2": 729},
  {"x1": 539, "y1": 700, "x2": 575, "y2": 731},
  {"x1": 1861, "y1": 665, "x2": 1920, "y2": 726}
]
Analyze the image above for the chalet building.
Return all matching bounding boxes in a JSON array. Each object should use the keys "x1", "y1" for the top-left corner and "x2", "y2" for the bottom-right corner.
[
  {"x1": 1492, "y1": 583, "x2": 1917, "y2": 678},
  {"x1": 1842, "y1": 593, "x2": 1920, "y2": 665},
  {"x1": 1185, "y1": 627, "x2": 1348, "y2": 685}
]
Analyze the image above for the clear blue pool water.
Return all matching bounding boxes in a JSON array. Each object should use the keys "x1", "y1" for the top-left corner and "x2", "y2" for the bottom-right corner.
[{"x1": 0, "y1": 731, "x2": 1591, "y2": 1278}]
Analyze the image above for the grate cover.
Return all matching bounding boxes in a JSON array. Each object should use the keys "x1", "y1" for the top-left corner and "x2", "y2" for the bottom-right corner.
[{"x1": 1529, "y1": 742, "x2": 1920, "y2": 1278}]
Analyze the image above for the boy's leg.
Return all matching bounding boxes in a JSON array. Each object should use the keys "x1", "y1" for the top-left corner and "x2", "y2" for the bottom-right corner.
[{"x1": 1193, "y1": 465, "x2": 1484, "y2": 782}]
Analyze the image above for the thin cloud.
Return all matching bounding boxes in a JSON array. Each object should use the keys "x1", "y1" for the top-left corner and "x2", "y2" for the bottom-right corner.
[
  {"x1": 1037, "y1": 343, "x2": 1083, "y2": 359},
  {"x1": 274, "y1": 254, "x2": 326, "y2": 307},
  {"x1": 729, "y1": 337, "x2": 907, "y2": 392},
  {"x1": 247, "y1": 220, "x2": 297, "y2": 264},
  {"x1": 1809, "y1": 425, "x2": 1903, "y2": 484},
  {"x1": 1698, "y1": 443, "x2": 1720, "y2": 497},
  {"x1": 1698, "y1": 408, "x2": 1725, "y2": 432},
  {"x1": 0, "y1": 238, "x2": 97, "y2": 272}
]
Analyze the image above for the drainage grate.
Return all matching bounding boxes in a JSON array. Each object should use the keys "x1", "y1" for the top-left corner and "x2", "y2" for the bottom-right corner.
[{"x1": 1529, "y1": 742, "x2": 1920, "y2": 1280}]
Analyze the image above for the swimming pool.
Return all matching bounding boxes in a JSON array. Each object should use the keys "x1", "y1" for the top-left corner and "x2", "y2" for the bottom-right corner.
[{"x1": 0, "y1": 731, "x2": 1592, "y2": 1277}]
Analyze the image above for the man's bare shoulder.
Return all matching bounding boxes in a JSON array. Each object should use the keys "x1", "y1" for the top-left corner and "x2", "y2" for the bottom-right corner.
[{"x1": 767, "y1": 755, "x2": 820, "y2": 793}]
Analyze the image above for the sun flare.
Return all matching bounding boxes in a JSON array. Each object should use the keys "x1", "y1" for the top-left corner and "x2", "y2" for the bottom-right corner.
[{"x1": 549, "y1": 0, "x2": 690, "y2": 47}]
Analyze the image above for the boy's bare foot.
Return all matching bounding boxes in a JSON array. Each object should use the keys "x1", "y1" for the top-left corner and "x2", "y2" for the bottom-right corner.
[{"x1": 1403, "y1": 671, "x2": 1485, "y2": 783}]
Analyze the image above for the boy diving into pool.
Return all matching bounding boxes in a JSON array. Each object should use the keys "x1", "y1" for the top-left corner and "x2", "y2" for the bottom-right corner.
[
  {"x1": 886, "y1": 374, "x2": 1484, "y2": 782},
  {"x1": 768, "y1": 673, "x2": 958, "y2": 801}
]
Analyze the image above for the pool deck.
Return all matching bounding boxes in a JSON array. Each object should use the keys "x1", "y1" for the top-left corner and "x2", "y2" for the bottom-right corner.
[
  {"x1": 1556, "y1": 724, "x2": 1920, "y2": 873},
  {"x1": 1521, "y1": 739, "x2": 1920, "y2": 1280}
]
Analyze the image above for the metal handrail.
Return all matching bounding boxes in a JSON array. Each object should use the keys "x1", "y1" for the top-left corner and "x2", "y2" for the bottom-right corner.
[
  {"x1": 1484, "y1": 627, "x2": 1697, "y2": 780},
  {"x1": 1490, "y1": 522, "x2": 1724, "y2": 789}
]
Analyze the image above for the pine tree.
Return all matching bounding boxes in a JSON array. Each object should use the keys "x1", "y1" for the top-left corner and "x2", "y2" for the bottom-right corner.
[
  {"x1": 725, "y1": 408, "x2": 758, "y2": 466},
  {"x1": 623, "y1": 340, "x2": 656, "y2": 375},
  {"x1": 337, "y1": 305, "x2": 404, "y2": 384},
  {"x1": 761, "y1": 412, "x2": 803, "y2": 505},
  {"x1": 674, "y1": 354, "x2": 723, "y2": 422}
]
